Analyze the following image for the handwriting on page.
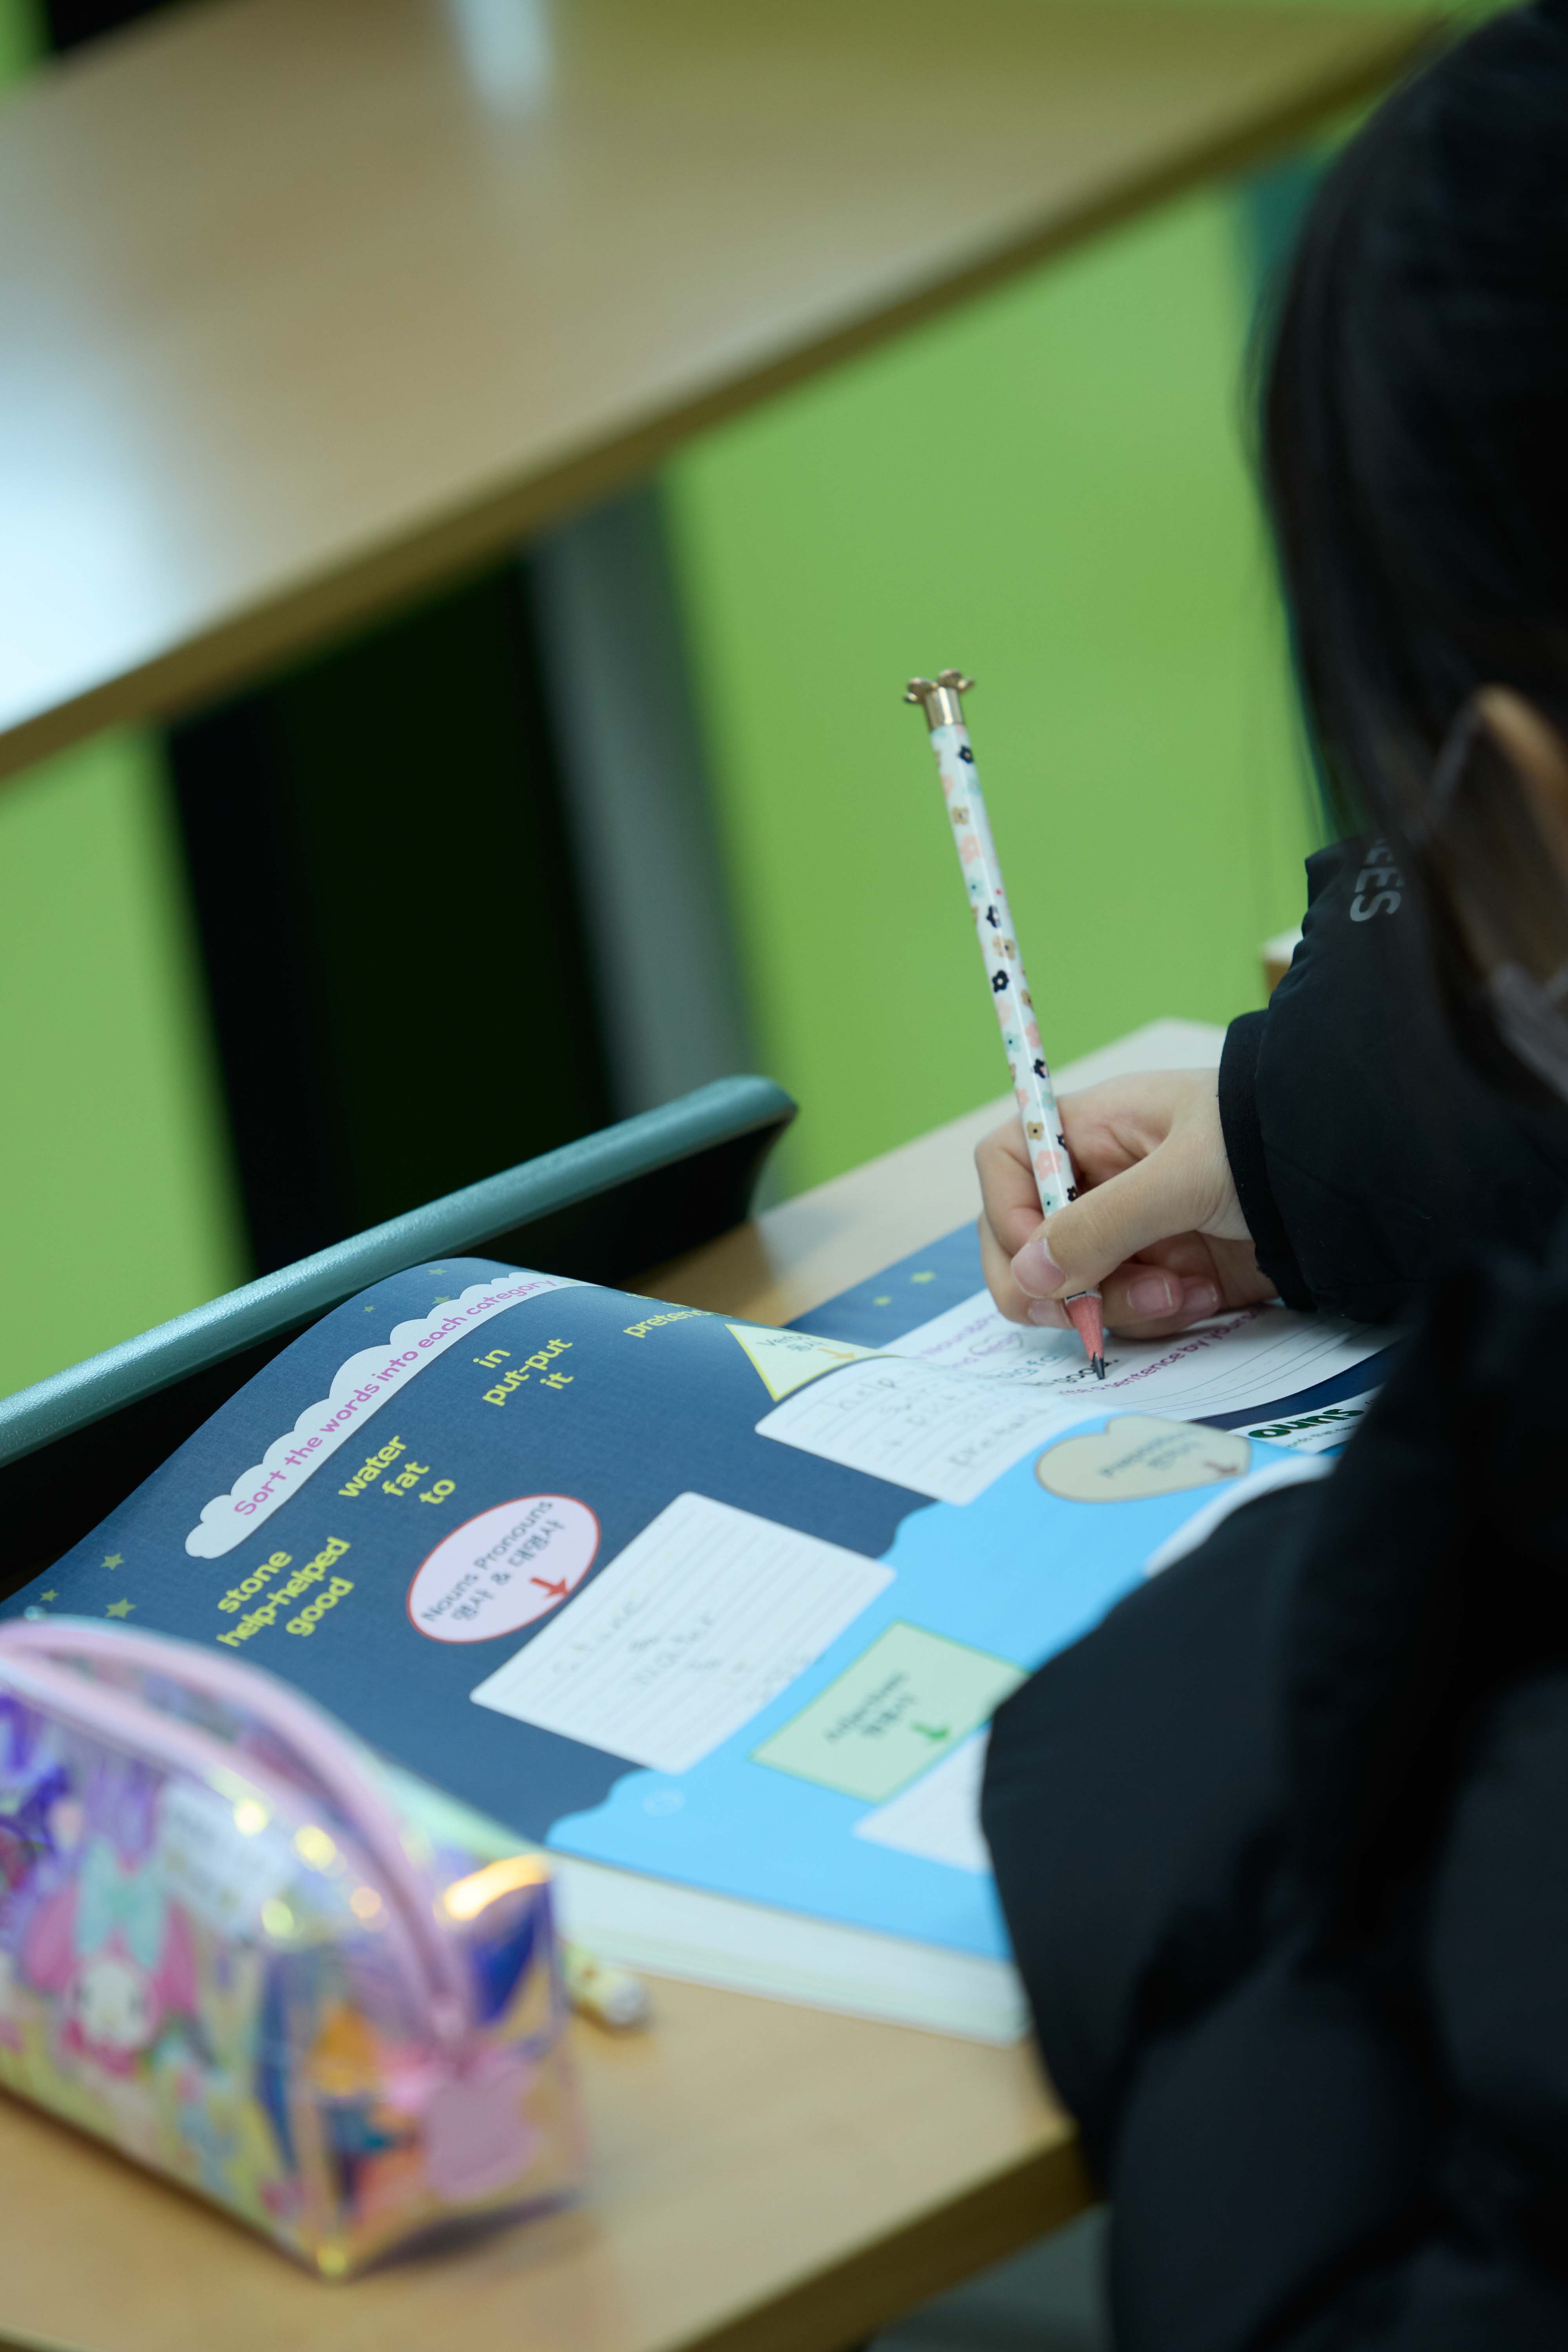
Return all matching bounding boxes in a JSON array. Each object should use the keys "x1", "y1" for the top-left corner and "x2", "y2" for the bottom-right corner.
[
  {"x1": 882, "y1": 1291, "x2": 1386, "y2": 1423},
  {"x1": 756, "y1": 1358, "x2": 1081, "y2": 1504},
  {"x1": 468, "y1": 1493, "x2": 891, "y2": 1774}
]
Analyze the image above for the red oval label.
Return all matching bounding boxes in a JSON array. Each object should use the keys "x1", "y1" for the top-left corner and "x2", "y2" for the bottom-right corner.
[{"x1": 407, "y1": 1495, "x2": 599, "y2": 1642}]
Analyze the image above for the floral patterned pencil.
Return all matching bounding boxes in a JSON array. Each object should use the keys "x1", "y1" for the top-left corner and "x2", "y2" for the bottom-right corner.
[{"x1": 904, "y1": 668, "x2": 1105, "y2": 1377}]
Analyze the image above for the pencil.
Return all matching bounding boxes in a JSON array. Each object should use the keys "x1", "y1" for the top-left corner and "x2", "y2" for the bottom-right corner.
[{"x1": 904, "y1": 670, "x2": 1105, "y2": 1378}]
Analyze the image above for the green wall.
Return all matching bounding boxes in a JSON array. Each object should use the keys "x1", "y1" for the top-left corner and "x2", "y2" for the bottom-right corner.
[
  {"x1": 0, "y1": 734, "x2": 244, "y2": 1390},
  {"x1": 0, "y1": 0, "x2": 35, "y2": 78},
  {"x1": 667, "y1": 183, "x2": 1316, "y2": 1191}
]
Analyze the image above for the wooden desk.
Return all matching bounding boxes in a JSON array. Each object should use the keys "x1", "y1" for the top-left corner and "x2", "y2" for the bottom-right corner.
[
  {"x1": 0, "y1": 1018, "x2": 1221, "y2": 2352},
  {"x1": 0, "y1": 0, "x2": 1433, "y2": 779}
]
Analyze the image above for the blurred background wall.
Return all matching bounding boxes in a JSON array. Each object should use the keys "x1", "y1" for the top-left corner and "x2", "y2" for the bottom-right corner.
[
  {"x1": 0, "y1": 0, "x2": 1424, "y2": 1399},
  {"x1": 665, "y1": 168, "x2": 1316, "y2": 1189}
]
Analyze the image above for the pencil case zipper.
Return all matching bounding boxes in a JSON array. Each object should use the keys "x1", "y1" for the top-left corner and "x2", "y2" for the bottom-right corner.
[{"x1": 0, "y1": 1618, "x2": 474, "y2": 2057}]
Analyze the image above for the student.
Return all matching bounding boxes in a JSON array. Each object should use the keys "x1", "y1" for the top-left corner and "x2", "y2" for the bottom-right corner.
[{"x1": 977, "y1": 7, "x2": 1568, "y2": 2344}]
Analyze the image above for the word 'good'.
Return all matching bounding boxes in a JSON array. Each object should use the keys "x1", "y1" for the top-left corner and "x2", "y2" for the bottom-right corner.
[{"x1": 216, "y1": 1538, "x2": 351, "y2": 1645}]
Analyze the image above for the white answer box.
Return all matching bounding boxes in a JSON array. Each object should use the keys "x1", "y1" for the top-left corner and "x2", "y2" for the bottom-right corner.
[{"x1": 470, "y1": 1491, "x2": 891, "y2": 1775}]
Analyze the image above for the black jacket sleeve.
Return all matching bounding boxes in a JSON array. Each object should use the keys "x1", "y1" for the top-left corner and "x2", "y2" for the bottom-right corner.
[
  {"x1": 1217, "y1": 838, "x2": 1568, "y2": 1323},
  {"x1": 982, "y1": 1225, "x2": 1568, "y2": 2350}
]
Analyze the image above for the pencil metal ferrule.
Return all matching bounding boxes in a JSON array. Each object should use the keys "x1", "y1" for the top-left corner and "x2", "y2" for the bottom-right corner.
[{"x1": 904, "y1": 669, "x2": 975, "y2": 730}]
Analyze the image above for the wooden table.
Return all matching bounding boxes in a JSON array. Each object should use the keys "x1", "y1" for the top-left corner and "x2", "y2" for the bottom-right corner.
[
  {"x1": 0, "y1": 1019, "x2": 1221, "y2": 2352},
  {"x1": 0, "y1": 0, "x2": 1434, "y2": 779}
]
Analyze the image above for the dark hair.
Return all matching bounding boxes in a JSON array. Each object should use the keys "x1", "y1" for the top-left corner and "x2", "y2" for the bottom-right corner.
[{"x1": 1262, "y1": 0, "x2": 1568, "y2": 996}]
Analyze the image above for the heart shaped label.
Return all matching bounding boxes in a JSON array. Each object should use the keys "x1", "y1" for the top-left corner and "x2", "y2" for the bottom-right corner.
[{"x1": 1035, "y1": 1415, "x2": 1250, "y2": 1503}]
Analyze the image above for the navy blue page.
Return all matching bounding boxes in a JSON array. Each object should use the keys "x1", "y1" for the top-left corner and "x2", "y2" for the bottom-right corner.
[{"x1": 4, "y1": 1264, "x2": 922, "y2": 1843}]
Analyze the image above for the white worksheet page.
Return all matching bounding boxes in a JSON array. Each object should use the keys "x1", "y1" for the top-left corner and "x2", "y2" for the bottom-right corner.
[
  {"x1": 756, "y1": 1357, "x2": 1085, "y2": 1504},
  {"x1": 469, "y1": 1492, "x2": 891, "y2": 1774},
  {"x1": 882, "y1": 1292, "x2": 1387, "y2": 1423}
]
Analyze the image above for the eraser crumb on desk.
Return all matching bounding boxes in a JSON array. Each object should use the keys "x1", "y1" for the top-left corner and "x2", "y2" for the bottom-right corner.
[{"x1": 564, "y1": 1940, "x2": 653, "y2": 2031}]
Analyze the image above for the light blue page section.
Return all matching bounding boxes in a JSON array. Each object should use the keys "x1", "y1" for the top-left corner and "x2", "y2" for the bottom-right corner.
[{"x1": 546, "y1": 1419, "x2": 1288, "y2": 1957}]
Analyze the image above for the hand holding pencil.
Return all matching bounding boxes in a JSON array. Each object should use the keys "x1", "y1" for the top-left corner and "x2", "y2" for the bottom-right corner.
[
  {"x1": 975, "y1": 1070, "x2": 1273, "y2": 1338},
  {"x1": 904, "y1": 669, "x2": 1105, "y2": 1377}
]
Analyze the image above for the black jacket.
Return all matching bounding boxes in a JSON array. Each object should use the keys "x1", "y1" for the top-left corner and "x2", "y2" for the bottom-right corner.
[
  {"x1": 1223, "y1": 837, "x2": 1568, "y2": 1323},
  {"x1": 983, "y1": 841, "x2": 1568, "y2": 2348}
]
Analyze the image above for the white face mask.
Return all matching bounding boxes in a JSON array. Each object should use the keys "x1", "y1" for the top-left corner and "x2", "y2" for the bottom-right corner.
[
  {"x1": 1488, "y1": 958, "x2": 1568, "y2": 1102},
  {"x1": 1419, "y1": 696, "x2": 1568, "y2": 1105}
]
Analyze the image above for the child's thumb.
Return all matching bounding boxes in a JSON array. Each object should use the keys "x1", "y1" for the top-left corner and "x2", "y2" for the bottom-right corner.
[{"x1": 1012, "y1": 1148, "x2": 1190, "y2": 1299}]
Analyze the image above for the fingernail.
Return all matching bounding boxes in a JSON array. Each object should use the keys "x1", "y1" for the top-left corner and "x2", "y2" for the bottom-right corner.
[
  {"x1": 1011, "y1": 1237, "x2": 1064, "y2": 1298},
  {"x1": 1125, "y1": 1271, "x2": 1180, "y2": 1319},
  {"x1": 1026, "y1": 1300, "x2": 1067, "y2": 1328},
  {"x1": 1181, "y1": 1279, "x2": 1221, "y2": 1319}
]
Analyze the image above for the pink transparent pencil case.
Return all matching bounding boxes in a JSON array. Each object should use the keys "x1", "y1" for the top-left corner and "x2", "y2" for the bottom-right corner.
[{"x1": 0, "y1": 1618, "x2": 583, "y2": 2275}]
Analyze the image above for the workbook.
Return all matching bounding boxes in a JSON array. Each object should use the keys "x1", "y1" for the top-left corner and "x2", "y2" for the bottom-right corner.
[{"x1": 2, "y1": 1235, "x2": 1387, "y2": 2041}]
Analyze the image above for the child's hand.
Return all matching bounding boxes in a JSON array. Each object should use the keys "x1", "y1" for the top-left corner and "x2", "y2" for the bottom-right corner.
[{"x1": 976, "y1": 1069, "x2": 1273, "y2": 1337}]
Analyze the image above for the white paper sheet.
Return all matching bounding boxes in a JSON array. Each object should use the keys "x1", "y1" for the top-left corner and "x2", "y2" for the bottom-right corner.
[
  {"x1": 469, "y1": 1492, "x2": 891, "y2": 1773},
  {"x1": 756, "y1": 1357, "x2": 1083, "y2": 1504},
  {"x1": 883, "y1": 1290, "x2": 1386, "y2": 1423},
  {"x1": 852, "y1": 1731, "x2": 992, "y2": 1874}
]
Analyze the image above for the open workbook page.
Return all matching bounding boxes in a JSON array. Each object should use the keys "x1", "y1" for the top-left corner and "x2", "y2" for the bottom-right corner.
[{"x1": 4, "y1": 1250, "x2": 1388, "y2": 2039}]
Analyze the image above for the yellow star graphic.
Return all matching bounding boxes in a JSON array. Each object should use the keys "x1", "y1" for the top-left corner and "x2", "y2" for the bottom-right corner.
[
  {"x1": 105, "y1": 1599, "x2": 134, "y2": 1618},
  {"x1": 39, "y1": 1590, "x2": 58, "y2": 1603},
  {"x1": 102, "y1": 1553, "x2": 124, "y2": 1570}
]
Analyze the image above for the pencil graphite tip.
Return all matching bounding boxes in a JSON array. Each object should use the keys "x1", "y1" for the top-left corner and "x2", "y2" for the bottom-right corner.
[{"x1": 1063, "y1": 1290, "x2": 1106, "y2": 1379}]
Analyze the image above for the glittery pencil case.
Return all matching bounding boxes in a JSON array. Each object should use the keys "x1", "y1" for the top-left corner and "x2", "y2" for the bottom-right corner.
[{"x1": 0, "y1": 1618, "x2": 584, "y2": 2276}]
